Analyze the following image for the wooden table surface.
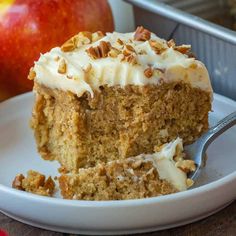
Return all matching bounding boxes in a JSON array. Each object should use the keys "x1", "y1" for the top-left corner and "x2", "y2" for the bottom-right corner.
[{"x1": 0, "y1": 200, "x2": 235, "y2": 236}]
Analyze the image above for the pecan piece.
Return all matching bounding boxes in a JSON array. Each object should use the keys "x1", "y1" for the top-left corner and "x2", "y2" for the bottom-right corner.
[
  {"x1": 144, "y1": 67, "x2": 153, "y2": 78},
  {"x1": 28, "y1": 68, "x2": 36, "y2": 80},
  {"x1": 12, "y1": 174, "x2": 25, "y2": 190},
  {"x1": 175, "y1": 160, "x2": 196, "y2": 173},
  {"x1": 174, "y1": 45, "x2": 191, "y2": 54},
  {"x1": 108, "y1": 47, "x2": 121, "y2": 58},
  {"x1": 58, "y1": 59, "x2": 67, "y2": 74},
  {"x1": 92, "y1": 31, "x2": 105, "y2": 42},
  {"x1": 134, "y1": 26, "x2": 151, "y2": 41},
  {"x1": 61, "y1": 36, "x2": 78, "y2": 52},
  {"x1": 149, "y1": 40, "x2": 166, "y2": 54},
  {"x1": 123, "y1": 44, "x2": 136, "y2": 56},
  {"x1": 117, "y1": 38, "x2": 124, "y2": 45},
  {"x1": 167, "y1": 39, "x2": 176, "y2": 48},
  {"x1": 61, "y1": 31, "x2": 92, "y2": 52},
  {"x1": 122, "y1": 54, "x2": 137, "y2": 65},
  {"x1": 86, "y1": 41, "x2": 111, "y2": 59}
]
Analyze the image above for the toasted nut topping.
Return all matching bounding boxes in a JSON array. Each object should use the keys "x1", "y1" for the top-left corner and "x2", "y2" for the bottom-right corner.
[
  {"x1": 149, "y1": 40, "x2": 166, "y2": 54},
  {"x1": 58, "y1": 59, "x2": 67, "y2": 74},
  {"x1": 86, "y1": 41, "x2": 111, "y2": 59},
  {"x1": 122, "y1": 54, "x2": 137, "y2": 65},
  {"x1": 175, "y1": 160, "x2": 196, "y2": 173},
  {"x1": 174, "y1": 45, "x2": 191, "y2": 54},
  {"x1": 122, "y1": 44, "x2": 136, "y2": 59},
  {"x1": 190, "y1": 63, "x2": 197, "y2": 69},
  {"x1": 28, "y1": 68, "x2": 36, "y2": 80},
  {"x1": 134, "y1": 26, "x2": 151, "y2": 41},
  {"x1": 108, "y1": 47, "x2": 121, "y2": 58},
  {"x1": 61, "y1": 31, "x2": 92, "y2": 52},
  {"x1": 186, "y1": 178, "x2": 194, "y2": 188},
  {"x1": 77, "y1": 31, "x2": 92, "y2": 46},
  {"x1": 12, "y1": 174, "x2": 25, "y2": 190},
  {"x1": 117, "y1": 38, "x2": 124, "y2": 45},
  {"x1": 125, "y1": 44, "x2": 135, "y2": 52},
  {"x1": 61, "y1": 36, "x2": 77, "y2": 52},
  {"x1": 167, "y1": 39, "x2": 176, "y2": 48},
  {"x1": 92, "y1": 31, "x2": 105, "y2": 42},
  {"x1": 144, "y1": 67, "x2": 153, "y2": 78}
]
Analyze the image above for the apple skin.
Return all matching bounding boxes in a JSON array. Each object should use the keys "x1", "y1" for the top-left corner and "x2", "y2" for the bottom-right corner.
[{"x1": 0, "y1": 0, "x2": 114, "y2": 100}]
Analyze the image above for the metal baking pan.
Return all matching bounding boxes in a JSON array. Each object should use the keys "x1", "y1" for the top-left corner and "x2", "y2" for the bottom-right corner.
[{"x1": 125, "y1": 0, "x2": 236, "y2": 100}]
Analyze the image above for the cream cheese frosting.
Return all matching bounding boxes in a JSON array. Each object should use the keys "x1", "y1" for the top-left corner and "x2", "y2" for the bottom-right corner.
[
  {"x1": 32, "y1": 29, "x2": 213, "y2": 97},
  {"x1": 130, "y1": 138, "x2": 193, "y2": 191}
]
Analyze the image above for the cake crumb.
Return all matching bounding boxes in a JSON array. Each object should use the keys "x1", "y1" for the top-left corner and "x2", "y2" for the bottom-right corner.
[{"x1": 12, "y1": 170, "x2": 55, "y2": 197}]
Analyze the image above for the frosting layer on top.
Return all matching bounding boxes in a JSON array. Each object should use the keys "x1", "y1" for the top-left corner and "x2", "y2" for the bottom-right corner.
[{"x1": 31, "y1": 27, "x2": 213, "y2": 97}]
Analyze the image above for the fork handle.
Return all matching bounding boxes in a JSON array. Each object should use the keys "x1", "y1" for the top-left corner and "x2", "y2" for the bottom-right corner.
[{"x1": 200, "y1": 111, "x2": 236, "y2": 152}]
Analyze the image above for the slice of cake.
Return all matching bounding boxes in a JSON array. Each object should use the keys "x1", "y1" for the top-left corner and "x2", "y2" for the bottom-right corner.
[
  {"x1": 59, "y1": 138, "x2": 195, "y2": 200},
  {"x1": 29, "y1": 26, "x2": 212, "y2": 172}
]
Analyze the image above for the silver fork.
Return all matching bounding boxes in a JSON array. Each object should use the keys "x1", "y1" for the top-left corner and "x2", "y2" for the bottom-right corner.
[{"x1": 185, "y1": 111, "x2": 236, "y2": 180}]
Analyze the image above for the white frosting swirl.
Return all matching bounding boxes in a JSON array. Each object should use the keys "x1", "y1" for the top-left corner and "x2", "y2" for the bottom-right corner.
[{"x1": 33, "y1": 31, "x2": 212, "y2": 97}]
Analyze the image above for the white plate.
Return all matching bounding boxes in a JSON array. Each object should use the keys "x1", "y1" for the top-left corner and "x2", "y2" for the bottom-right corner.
[{"x1": 0, "y1": 92, "x2": 236, "y2": 235}]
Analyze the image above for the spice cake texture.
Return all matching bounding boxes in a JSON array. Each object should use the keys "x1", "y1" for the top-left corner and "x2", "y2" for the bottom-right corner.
[
  {"x1": 27, "y1": 26, "x2": 212, "y2": 199},
  {"x1": 59, "y1": 138, "x2": 196, "y2": 200}
]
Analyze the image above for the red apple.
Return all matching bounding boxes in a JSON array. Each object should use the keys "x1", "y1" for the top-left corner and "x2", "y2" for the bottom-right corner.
[{"x1": 0, "y1": 0, "x2": 114, "y2": 100}]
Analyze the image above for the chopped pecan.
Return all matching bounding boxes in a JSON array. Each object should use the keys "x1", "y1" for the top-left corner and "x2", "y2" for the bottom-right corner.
[
  {"x1": 61, "y1": 35, "x2": 78, "y2": 52},
  {"x1": 77, "y1": 31, "x2": 92, "y2": 46},
  {"x1": 12, "y1": 174, "x2": 25, "y2": 190},
  {"x1": 144, "y1": 67, "x2": 153, "y2": 78},
  {"x1": 123, "y1": 44, "x2": 136, "y2": 57},
  {"x1": 149, "y1": 40, "x2": 166, "y2": 54},
  {"x1": 175, "y1": 160, "x2": 196, "y2": 173},
  {"x1": 117, "y1": 38, "x2": 124, "y2": 45},
  {"x1": 190, "y1": 63, "x2": 197, "y2": 69},
  {"x1": 61, "y1": 31, "x2": 92, "y2": 52},
  {"x1": 58, "y1": 59, "x2": 67, "y2": 74},
  {"x1": 28, "y1": 68, "x2": 36, "y2": 80},
  {"x1": 174, "y1": 45, "x2": 191, "y2": 54},
  {"x1": 108, "y1": 47, "x2": 121, "y2": 58},
  {"x1": 86, "y1": 41, "x2": 111, "y2": 59},
  {"x1": 92, "y1": 31, "x2": 105, "y2": 42},
  {"x1": 167, "y1": 39, "x2": 176, "y2": 48},
  {"x1": 134, "y1": 26, "x2": 151, "y2": 41},
  {"x1": 186, "y1": 178, "x2": 194, "y2": 188},
  {"x1": 122, "y1": 54, "x2": 137, "y2": 65}
]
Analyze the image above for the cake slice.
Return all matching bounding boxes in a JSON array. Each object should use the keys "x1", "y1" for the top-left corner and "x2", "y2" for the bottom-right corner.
[
  {"x1": 29, "y1": 26, "x2": 212, "y2": 172},
  {"x1": 59, "y1": 138, "x2": 195, "y2": 200}
]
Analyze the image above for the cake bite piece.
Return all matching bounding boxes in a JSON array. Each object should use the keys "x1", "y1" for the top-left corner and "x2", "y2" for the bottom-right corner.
[
  {"x1": 12, "y1": 170, "x2": 55, "y2": 197},
  {"x1": 29, "y1": 26, "x2": 212, "y2": 172},
  {"x1": 59, "y1": 138, "x2": 195, "y2": 200}
]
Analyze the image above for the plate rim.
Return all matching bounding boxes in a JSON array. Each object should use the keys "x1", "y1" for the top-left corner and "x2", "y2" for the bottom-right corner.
[{"x1": 0, "y1": 92, "x2": 236, "y2": 207}]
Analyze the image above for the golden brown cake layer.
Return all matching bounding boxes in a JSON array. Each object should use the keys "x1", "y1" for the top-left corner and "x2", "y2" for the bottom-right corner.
[
  {"x1": 31, "y1": 81, "x2": 211, "y2": 172},
  {"x1": 59, "y1": 158, "x2": 177, "y2": 200}
]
